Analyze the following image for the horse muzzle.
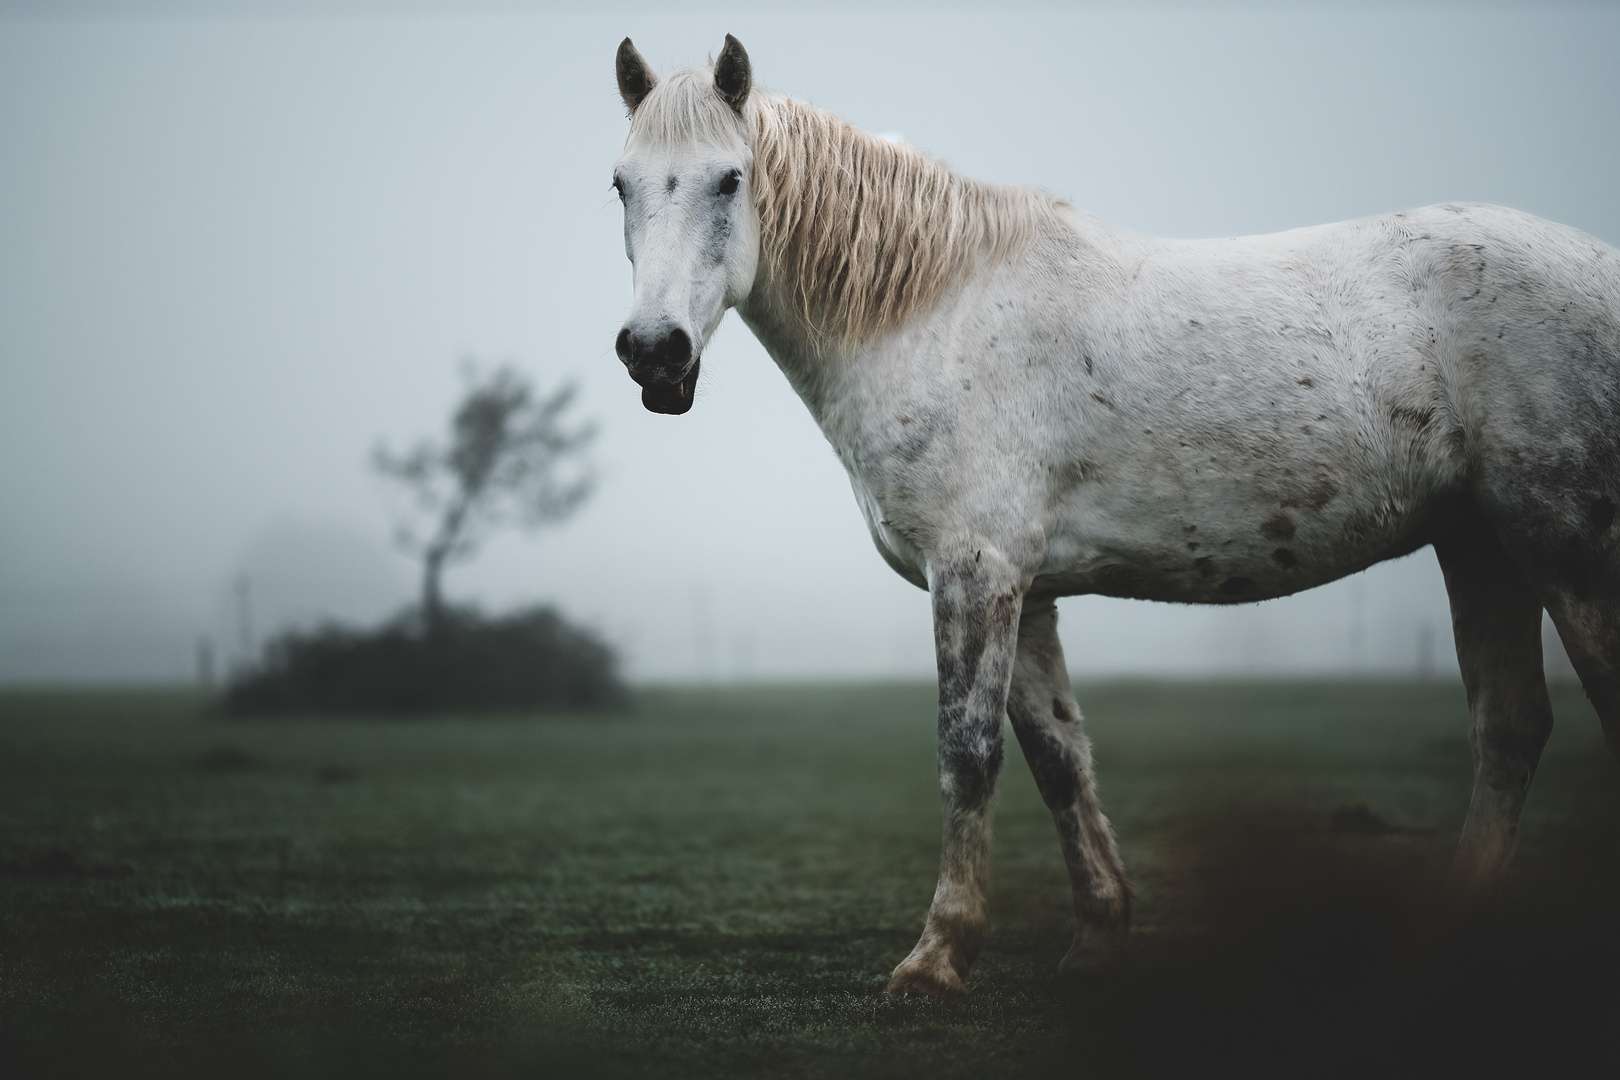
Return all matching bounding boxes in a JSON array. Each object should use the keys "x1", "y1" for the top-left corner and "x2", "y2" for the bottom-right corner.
[
  {"x1": 637, "y1": 356, "x2": 700, "y2": 415},
  {"x1": 616, "y1": 326, "x2": 701, "y2": 415}
]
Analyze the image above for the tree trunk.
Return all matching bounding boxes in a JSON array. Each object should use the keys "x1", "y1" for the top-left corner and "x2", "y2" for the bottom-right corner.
[
  {"x1": 421, "y1": 495, "x2": 468, "y2": 639},
  {"x1": 422, "y1": 544, "x2": 447, "y2": 636}
]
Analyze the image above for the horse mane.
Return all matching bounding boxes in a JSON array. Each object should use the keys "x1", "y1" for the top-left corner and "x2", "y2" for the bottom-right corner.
[
  {"x1": 751, "y1": 95, "x2": 1059, "y2": 345},
  {"x1": 627, "y1": 68, "x2": 1058, "y2": 346}
]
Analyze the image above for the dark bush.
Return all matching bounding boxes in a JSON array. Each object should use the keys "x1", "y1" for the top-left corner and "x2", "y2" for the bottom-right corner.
[{"x1": 221, "y1": 605, "x2": 626, "y2": 716}]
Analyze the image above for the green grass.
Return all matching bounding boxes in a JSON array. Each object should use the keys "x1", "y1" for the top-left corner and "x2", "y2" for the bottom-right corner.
[{"x1": 1, "y1": 681, "x2": 1616, "y2": 1078}]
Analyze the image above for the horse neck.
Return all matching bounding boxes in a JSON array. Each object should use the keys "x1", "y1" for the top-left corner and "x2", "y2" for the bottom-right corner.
[
  {"x1": 735, "y1": 95, "x2": 1049, "y2": 416},
  {"x1": 733, "y1": 268, "x2": 854, "y2": 418}
]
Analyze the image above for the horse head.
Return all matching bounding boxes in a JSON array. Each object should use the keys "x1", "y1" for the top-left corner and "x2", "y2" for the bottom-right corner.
[{"x1": 611, "y1": 36, "x2": 760, "y2": 415}]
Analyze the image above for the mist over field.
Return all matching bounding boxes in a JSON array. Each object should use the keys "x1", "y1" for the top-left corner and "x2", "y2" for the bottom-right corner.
[{"x1": 1, "y1": 2, "x2": 1616, "y2": 684}]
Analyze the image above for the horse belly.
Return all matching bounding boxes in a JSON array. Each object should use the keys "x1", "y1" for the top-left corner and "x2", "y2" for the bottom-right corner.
[
  {"x1": 1034, "y1": 411, "x2": 1450, "y2": 605},
  {"x1": 1038, "y1": 495, "x2": 1420, "y2": 604}
]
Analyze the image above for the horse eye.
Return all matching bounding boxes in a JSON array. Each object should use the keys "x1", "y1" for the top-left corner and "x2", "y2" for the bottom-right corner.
[{"x1": 717, "y1": 170, "x2": 740, "y2": 196}]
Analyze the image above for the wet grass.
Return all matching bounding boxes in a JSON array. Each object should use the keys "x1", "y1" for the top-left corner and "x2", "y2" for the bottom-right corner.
[{"x1": 1, "y1": 681, "x2": 1617, "y2": 1078}]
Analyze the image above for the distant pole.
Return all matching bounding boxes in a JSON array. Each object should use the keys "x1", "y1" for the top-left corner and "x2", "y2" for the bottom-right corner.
[
  {"x1": 730, "y1": 630, "x2": 756, "y2": 684},
  {"x1": 196, "y1": 637, "x2": 215, "y2": 690},
  {"x1": 690, "y1": 582, "x2": 719, "y2": 684},
  {"x1": 1349, "y1": 575, "x2": 1368, "y2": 676},
  {"x1": 234, "y1": 574, "x2": 256, "y2": 672}
]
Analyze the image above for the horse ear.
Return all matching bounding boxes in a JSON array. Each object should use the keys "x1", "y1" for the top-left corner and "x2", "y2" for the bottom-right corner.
[
  {"x1": 616, "y1": 37, "x2": 657, "y2": 115},
  {"x1": 714, "y1": 34, "x2": 751, "y2": 114}
]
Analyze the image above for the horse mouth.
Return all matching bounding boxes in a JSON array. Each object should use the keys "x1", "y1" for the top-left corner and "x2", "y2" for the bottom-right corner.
[{"x1": 640, "y1": 357, "x2": 700, "y2": 415}]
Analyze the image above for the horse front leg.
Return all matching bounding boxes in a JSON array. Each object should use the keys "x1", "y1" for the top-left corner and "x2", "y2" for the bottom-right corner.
[
  {"x1": 886, "y1": 549, "x2": 1026, "y2": 997},
  {"x1": 1006, "y1": 597, "x2": 1131, "y2": 969}
]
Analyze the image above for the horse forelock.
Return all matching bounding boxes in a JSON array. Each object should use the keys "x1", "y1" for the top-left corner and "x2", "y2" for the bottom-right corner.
[
  {"x1": 750, "y1": 95, "x2": 1057, "y2": 346},
  {"x1": 625, "y1": 66, "x2": 751, "y2": 152}
]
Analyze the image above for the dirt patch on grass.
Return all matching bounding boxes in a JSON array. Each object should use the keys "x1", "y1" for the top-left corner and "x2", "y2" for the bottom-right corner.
[{"x1": 1052, "y1": 792, "x2": 1620, "y2": 1079}]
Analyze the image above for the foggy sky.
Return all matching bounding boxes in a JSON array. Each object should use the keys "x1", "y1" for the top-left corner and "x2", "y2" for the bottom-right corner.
[{"x1": 1, "y1": 3, "x2": 1616, "y2": 684}]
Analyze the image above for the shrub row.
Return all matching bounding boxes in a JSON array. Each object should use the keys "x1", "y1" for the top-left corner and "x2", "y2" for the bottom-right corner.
[{"x1": 222, "y1": 606, "x2": 625, "y2": 716}]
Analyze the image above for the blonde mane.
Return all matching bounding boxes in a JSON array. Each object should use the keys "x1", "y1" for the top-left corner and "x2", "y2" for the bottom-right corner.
[
  {"x1": 750, "y1": 95, "x2": 1058, "y2": 345},
  {"x1": 628, "y1": 69, "x2": 1058, "y2": 346}
]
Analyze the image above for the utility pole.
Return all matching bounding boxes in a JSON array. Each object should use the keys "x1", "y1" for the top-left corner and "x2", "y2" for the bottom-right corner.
[
  {"x1": 196, "y1": 636, "x2": 216, "y2": 690},
  {"x1": 233, "y1": 574, "x2": 256, "y2": 674},
  {"x1": 1349, "y1": 574, "x2": 1368, "y2": 675},
  {"x1": 690, "y1": 581, "x2": 719, "y2": 684}
]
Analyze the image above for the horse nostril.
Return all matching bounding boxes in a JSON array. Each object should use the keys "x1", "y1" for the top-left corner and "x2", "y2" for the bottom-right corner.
[
  {"x1": 615, "y1": 327, "x2": 634, "y2": 365},
  {"x1": 659, "y1": 328, "x2": 692, "y2": 368}
]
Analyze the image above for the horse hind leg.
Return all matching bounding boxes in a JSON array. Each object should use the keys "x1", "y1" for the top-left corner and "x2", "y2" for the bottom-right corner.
[
  {"x1": 1535, "y1": 547, "x2": 1620, "y2": 762},
  {"x1": 1006, "y1": 598, "x2": 1131, "y2": 969},
  {"x1": 1434, "y1": 523, "x2": 1555, "y2": 893}
]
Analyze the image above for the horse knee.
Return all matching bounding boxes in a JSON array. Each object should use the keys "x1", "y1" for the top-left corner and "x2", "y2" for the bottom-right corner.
[{"x1": 939, "y1": 735, "x2": 1004, "y2": 811}]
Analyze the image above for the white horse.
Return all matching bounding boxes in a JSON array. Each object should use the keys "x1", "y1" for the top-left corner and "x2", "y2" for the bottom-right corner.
[{"x1": 608, "y1": 35, "x2": 1620, "y2": 997}]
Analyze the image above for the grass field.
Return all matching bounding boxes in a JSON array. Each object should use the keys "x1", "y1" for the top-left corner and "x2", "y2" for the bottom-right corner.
[{"x1": 2, "y1": 681, "x2": 1617, "y2": 1078}]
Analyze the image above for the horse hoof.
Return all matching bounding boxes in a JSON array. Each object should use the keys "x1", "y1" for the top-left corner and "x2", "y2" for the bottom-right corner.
[{"x1": 886, "y1": 959, "x2": 965, "y2": 997}]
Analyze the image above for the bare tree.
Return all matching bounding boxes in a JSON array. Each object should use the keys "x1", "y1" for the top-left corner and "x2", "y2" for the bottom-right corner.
[{"x1": 373, "y1": 363, "x2": 595, "y2": 632}]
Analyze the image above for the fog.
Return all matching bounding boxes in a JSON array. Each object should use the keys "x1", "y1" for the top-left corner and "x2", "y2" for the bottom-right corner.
[{"x1": 1, "y1": 3, "x2": 1615, "y2": 685}]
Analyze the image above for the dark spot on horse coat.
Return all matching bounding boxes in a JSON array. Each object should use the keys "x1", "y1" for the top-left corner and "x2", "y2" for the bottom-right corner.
[
  {"x1": 1391, "y1": 404, "x2": 1437, "y2": 432},
  {"x1": 1221, "y1": 576, "x2": 1254, "y2": 596},
  {"x1": 893, "y1": 425, "x2": 934, "y2": 465},
  {"x1": 1052, "y1": 458, "x2": 1096, "y2": 487},
  {"x1": 1260, "y1": 512, "x2": 1296, "y2": 541},
  {"x1": 1283, "y1": 476, "x2": 1341, "y2": 512},
  {"x1": 1052, "y1": 697, "x2": 1070, "y2": 722},
  {"x1": 1272, "y1": 548, "x2": 1299, "y2": 569},
  {"x1": 1298, "y1": 376, "x2": 1315, "y2": 388},
  {"x1": 1308, "y1": 477, "x2": 1340, "y2": 510},
  {"x1": 707, "y1": 212, "x2": 735, "y2": 260},
  {"x1": 890, "y1": 409, "x2": 943, "y2": 465},
  {"x1": 1091, "y1": 391, "x2": 1116, "y2": 409}
]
